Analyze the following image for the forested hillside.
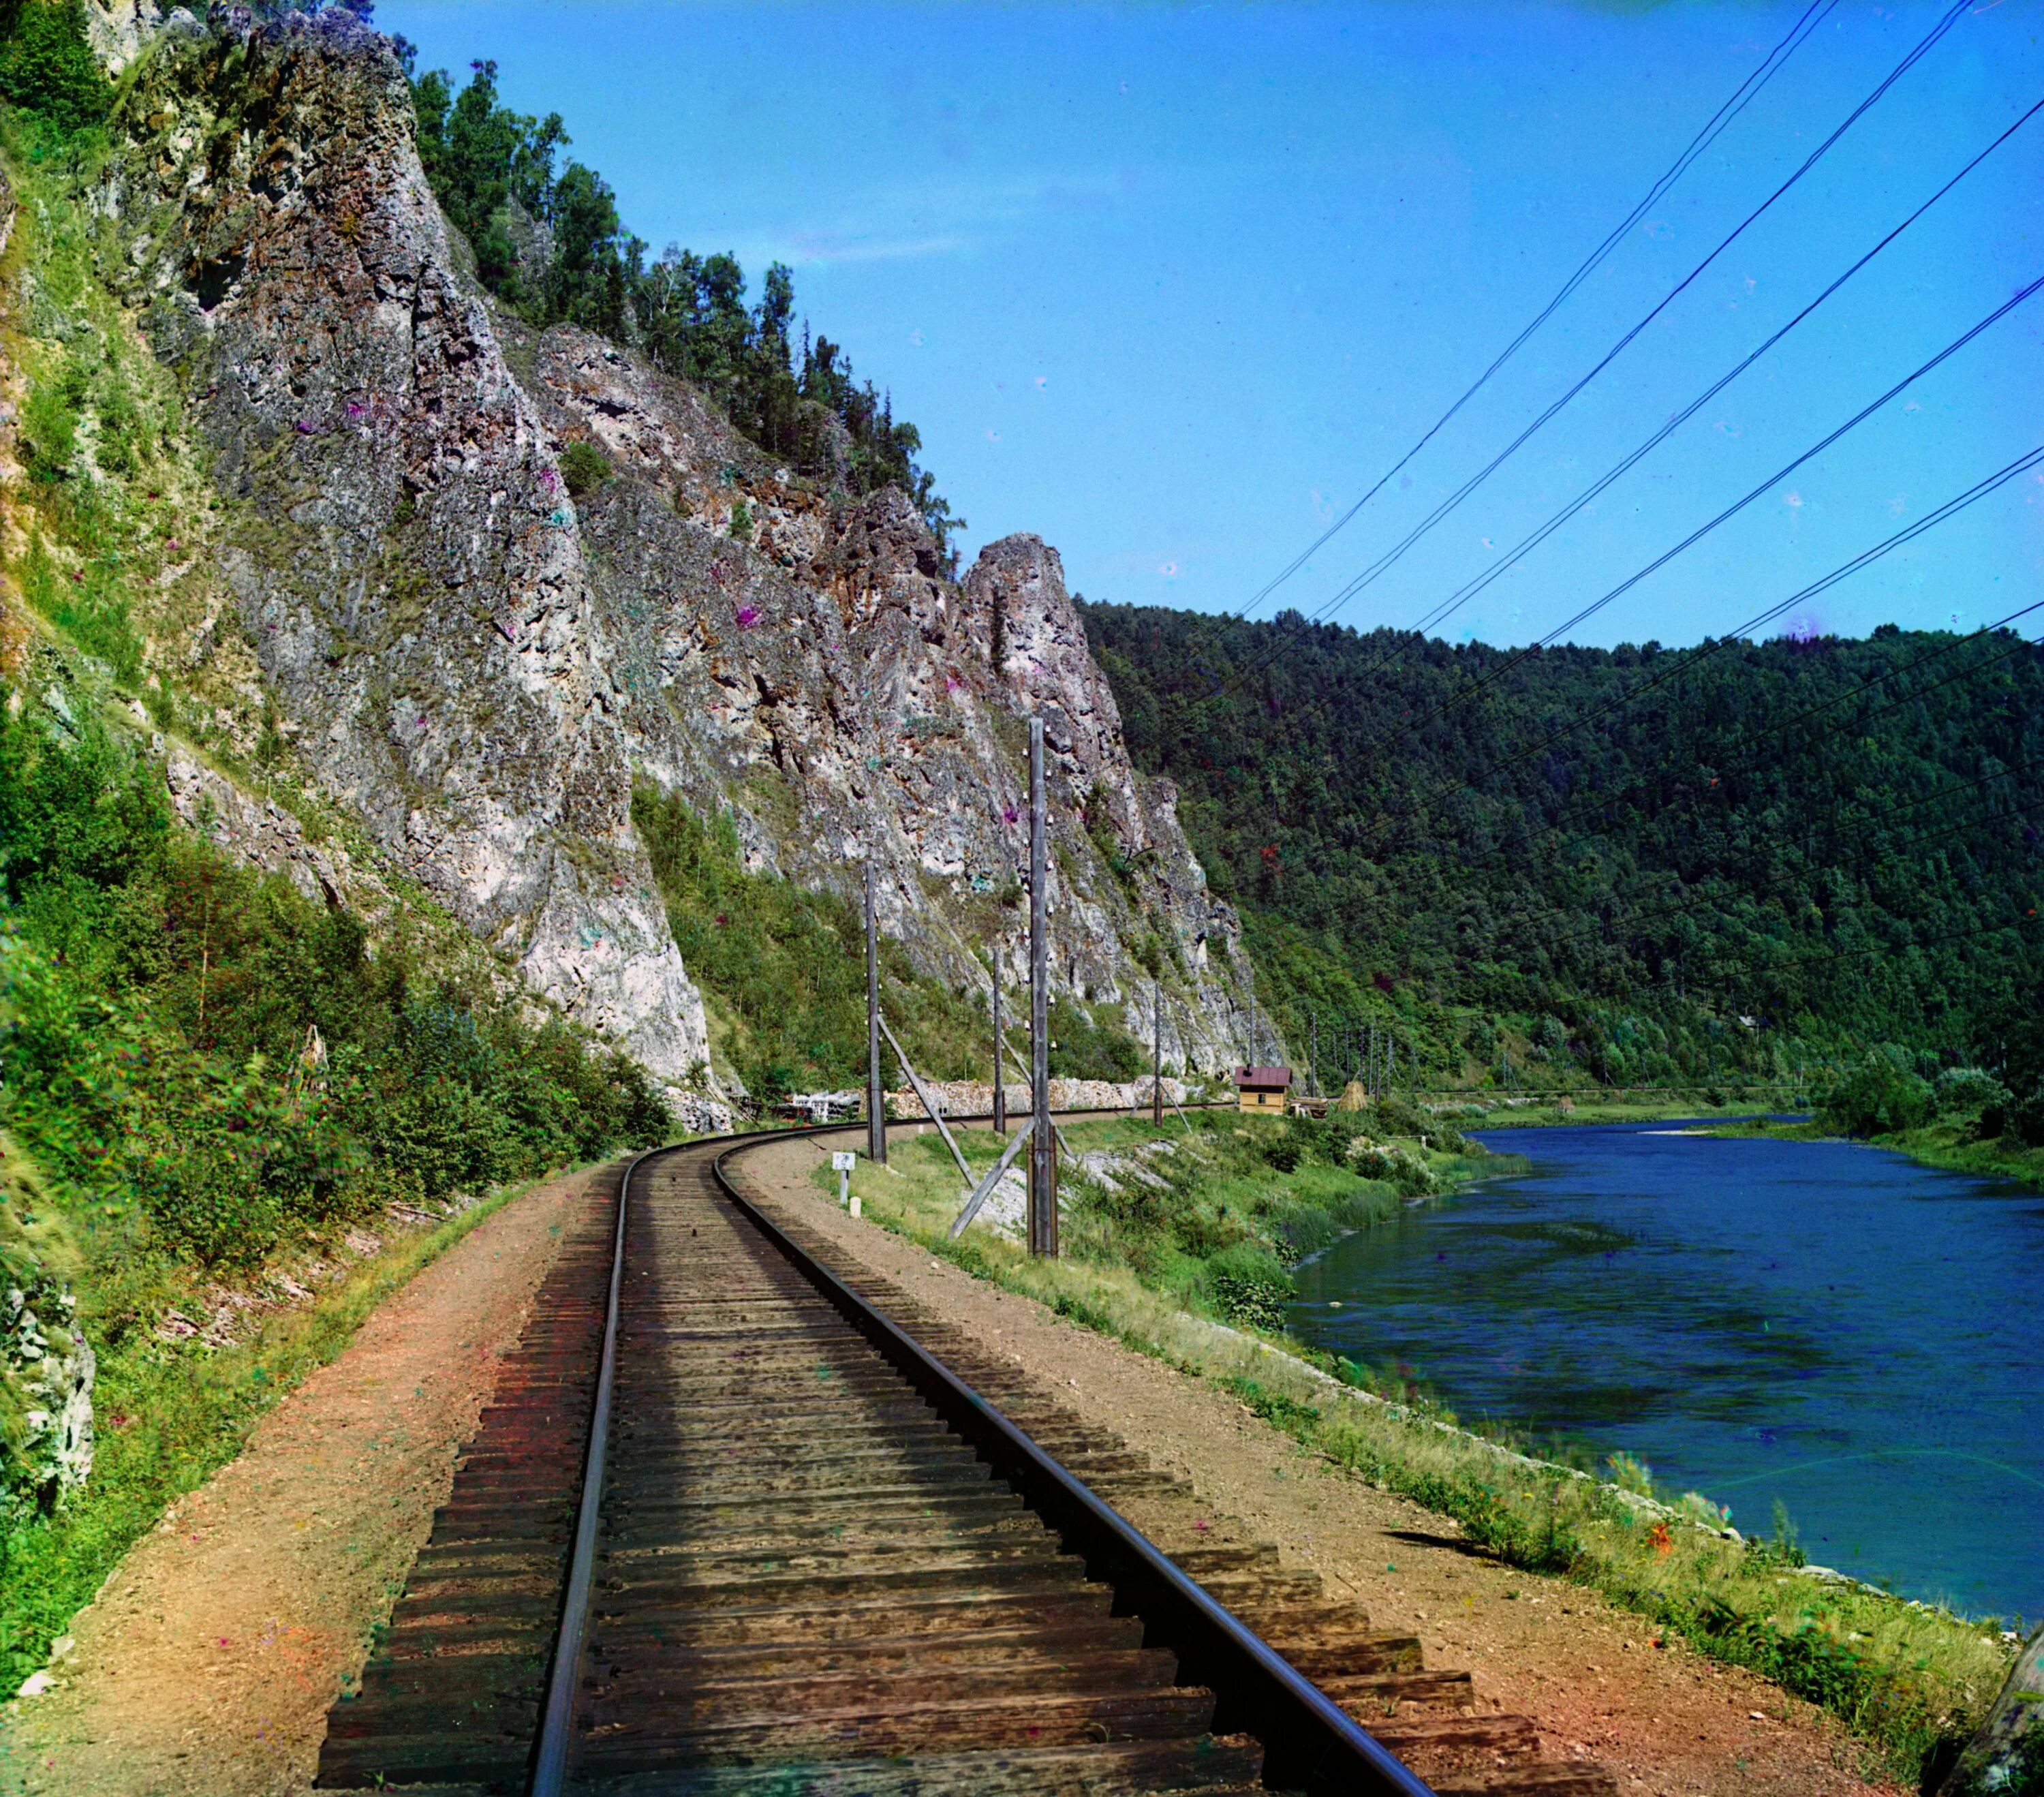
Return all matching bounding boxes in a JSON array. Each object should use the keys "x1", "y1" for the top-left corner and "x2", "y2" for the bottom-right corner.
[
  {"x1": 1085, "y1": 604, "x2": 2044, "y2": 1092},
  {"x1": 397, "y1": 52, "x2": 961, "y2": 560}
]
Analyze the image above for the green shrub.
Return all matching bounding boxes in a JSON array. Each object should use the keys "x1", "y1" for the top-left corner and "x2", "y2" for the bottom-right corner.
[
  {"x1": 633, "y1": 783, "x2": 990, "y2": 1094},
  {"x1": 1, "y1": 708, "x2": 670, "y2": 1270},
  {"x1": 1206, "y1": 1241, "x2": 1292, "y2": 1331},
  {"x1": 557, "y1": 438, "x2": 611, "y2": 497},
  {"x1": 1820, "y1": 1054, "x2": 1936, "y2": 1137},
  {"x1": 1258, "y1": 1135, "x2": 1301, "y2": 1173},
  {"x1": 1047, "y1": 995, "x2": 1145, "y2": 1082},
  {"x1": 14, "y1": 537, "x2": 142, "y2": 683},
  {"x1": 1933, "y1": 1066, "x2": 2010, "y2": 1126},
  {"x1": 1370, "y1": 1095, "x2": 1430, "y2": 1137},
  {"x1": 20, "y1": 357, "x2": 84, "y2": 482}
]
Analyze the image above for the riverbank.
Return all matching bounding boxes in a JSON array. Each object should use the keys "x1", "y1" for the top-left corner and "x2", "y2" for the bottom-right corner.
[
  {"x1": 1705, "y1": 1113, "x2": 2044, "y2": 1193},
  {"x1": 1427, "y1": 1092, "x2": 1801, "y2": 1129},
  {"x1": 828, "y1": 1113, "x2": 2015, "y2": 1787}
]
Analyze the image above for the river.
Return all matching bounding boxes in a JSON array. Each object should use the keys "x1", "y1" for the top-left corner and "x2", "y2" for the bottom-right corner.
[{"x1": 1284, "y1": 1121, "x2": 2044, "y2": 1623}]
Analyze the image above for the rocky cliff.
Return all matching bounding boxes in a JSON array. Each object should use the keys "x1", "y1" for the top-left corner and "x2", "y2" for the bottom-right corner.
[{"x1": 69, "y1": 8, "x2": 1264, "y2": 1100}]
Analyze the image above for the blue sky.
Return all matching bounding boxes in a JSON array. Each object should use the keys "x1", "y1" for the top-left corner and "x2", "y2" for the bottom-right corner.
[{"x1": 380, "y1": 1, "x2": 2043, "y2": 650}]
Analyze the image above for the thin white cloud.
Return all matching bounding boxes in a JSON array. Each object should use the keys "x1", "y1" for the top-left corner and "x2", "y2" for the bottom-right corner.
[
  {"x1": 778, "y1": 231, "x2": 974, "y2": 266},
  {"x1": 697, "y1": 167, "x2": 1145, "y2": 273}
]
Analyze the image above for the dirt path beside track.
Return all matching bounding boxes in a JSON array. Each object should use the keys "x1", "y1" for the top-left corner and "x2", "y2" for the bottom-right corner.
[
  {"x1": 3, "y1": 1167, "x2": 606, "y2": 1797},
  {"x1": 8, "y1": 1124, "x2": 1899, "y2": 1797},
  {"x1": 732, "y1": 1127, "x2": 1898, "y2": 1797}
]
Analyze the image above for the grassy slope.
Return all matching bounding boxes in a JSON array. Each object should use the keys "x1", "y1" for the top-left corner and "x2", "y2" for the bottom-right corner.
[
  {"x1": 633, "y1": 785, "x2": 1152, "y2": 1101},
  {"x1": 1706, "y1": 1115, "x2": 2044, "y2": 1193},
  {"x1": 828, "y1": 1116, "x2": 2015, "y2": 1787}
]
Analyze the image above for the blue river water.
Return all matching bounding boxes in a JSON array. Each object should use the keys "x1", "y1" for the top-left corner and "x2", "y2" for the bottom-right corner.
[{"x1": 1284, "y1": 1121, "x2": 2044, "y2": 1623}]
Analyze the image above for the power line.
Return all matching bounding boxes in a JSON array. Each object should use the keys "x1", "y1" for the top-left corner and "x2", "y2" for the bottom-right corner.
[
  {"x1": 1234, "y1": 0, "x2": 1838, "y2": 623},
  {"x1": 1190, "y1": 316, "x2": 2043, "y2": 828},
  {"x1": 1411, "y1": 443, "x2": 2044, "y2": 812},
  {"x1": 1369, "y1": 275, "x2": 2044, "y2": 750},
  {"x1": 1748, "y1": 598, "x2": 2044, "y2": 743},
  {"x1": 1219, "y1": 0, "x2": 1975, "y2": 692},
  {"x1": 1141, "y1": 446, "x2": 2044, "y2": 972},
  {"x1": 1399, "y1": 95, "x2": 2044, "y2": 648},
  {"x1": 1163, "y1": 463, "x2": 2044, "y2": 996}
]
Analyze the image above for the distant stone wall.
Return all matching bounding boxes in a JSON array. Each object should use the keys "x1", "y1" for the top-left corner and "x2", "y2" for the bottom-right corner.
[{"x1": 884, "y1": 1077, "x2": 1196, "y2": 1120}]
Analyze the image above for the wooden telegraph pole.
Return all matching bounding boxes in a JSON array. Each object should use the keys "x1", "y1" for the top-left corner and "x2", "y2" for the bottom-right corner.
[
  {"x1": 1152, "y1": 981, "x2": 1164, "y2": 1126},
  {"x1": 1310, "y1": 1011, "x2": 1318, "y2": 1098},
  {"x1": 991, "y1": 954, "x2": 1007, "y2": 1134},
  {"x1": 865, "y1": 861, "x2": 886, "y2": 1165},
  {"x1": 1027, "y1": 719, "x2": 1057, "y2": 1257}
]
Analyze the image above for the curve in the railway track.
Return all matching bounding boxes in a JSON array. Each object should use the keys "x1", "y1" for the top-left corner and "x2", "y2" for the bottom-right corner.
[{"x1": 314, "y1": 1124, "x2": 1616, "y2": 1797}]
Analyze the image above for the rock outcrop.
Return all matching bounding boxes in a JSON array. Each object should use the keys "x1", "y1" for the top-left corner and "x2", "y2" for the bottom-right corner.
[
  {"x1": 82, "y1": 10, "x2": 1265, "y2": 1091},
  {"x1": 0, "y1": 1145, "x2": 93, "y2": 1522}
]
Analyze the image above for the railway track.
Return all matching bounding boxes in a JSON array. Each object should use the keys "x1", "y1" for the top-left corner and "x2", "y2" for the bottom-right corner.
[{"x1": 315, "y1": 1126, "x2": 1617, "y2": 1797}]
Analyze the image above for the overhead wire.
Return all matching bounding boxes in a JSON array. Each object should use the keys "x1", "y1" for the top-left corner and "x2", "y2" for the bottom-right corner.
[
  {"x1": 1408, "y1": 442, "x2": 2044, "y2": 811},
  {"x1": 1166, "y1": 298, "x2": 2044, "y2": 901},
  {"x1": 1159, "y1": 85, "x2": 2044, "y2": 958},
  {"x1": 1273, "y1": 273, "x2": 2044, "y2": 768},
  {"x1": 1395, "y1": 95, "x2": 2044, "y2": 649},
  {"x1": 1179, "y1": 455, "x2": 2044, "y2": 1001},
  {"x1": 1232, "y1": 0, "x2": 1838, "y2": 624},
  {"x1": 1214, "y1": 0, "x2": 1977, "y2": 699}
]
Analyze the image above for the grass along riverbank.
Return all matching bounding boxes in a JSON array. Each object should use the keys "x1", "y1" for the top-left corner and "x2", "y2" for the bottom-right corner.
[
  {"x1": 1425, "y1": 1089, "x2": 1808, "y2": 1130},
  {"x1": 1707, "y1": 1113, "x2": 2044, "y2": 1194},
  {"x1": 828, "y1": 1110, "x2": 2015, "y2": 1787}
]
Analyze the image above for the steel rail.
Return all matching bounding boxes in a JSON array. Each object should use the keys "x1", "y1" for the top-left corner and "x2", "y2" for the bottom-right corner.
[
  {"x1": 525, "y1": 1137, "x2": 666, "y2": 1797},
  {"x1": 525, "y1": 1114, "x2": 1436, "y2": 1796},
  {"x1": 713, "y1": 1126, "x2": 1440, "y2": 1797}
]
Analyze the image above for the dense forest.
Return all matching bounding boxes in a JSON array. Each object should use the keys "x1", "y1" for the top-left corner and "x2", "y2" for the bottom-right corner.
[
  {"x1": 399, "y1": 51, "x2": 962, "y2": 561},
  {"x1": 1085, "y1": 604, "x2": 2044, "y2": 1099}
]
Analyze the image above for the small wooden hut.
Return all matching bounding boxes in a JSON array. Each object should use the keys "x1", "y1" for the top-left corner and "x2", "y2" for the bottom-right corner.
[{"x1": 1232, "y1": 1065, "x2": 1293, "y2": 1114}]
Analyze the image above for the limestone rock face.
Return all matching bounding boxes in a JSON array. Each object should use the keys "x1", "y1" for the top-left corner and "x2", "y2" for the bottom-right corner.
[
  {"x1": 2, "y1": 1281, "x2": 94, "y2": 1520},
  {"x1": 87, "y1": 11, "x2": 1267, "y2": 1082},
  {"x1": 94, "y1": 12, "x2": 711, "y2": 1093},
  {"x1": 81, "y1": 0, "x2": 179, "y2": 76}
]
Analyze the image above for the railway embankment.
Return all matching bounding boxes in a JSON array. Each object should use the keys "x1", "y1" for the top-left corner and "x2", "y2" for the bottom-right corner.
[
  {"x1": 9, "y1": 1121, "x2": 2010, "y2": 1795},
  {"x1": 787, "y1": 1115, "x2": 2012, "y2": 1794},
  {"x1": 1, "y1": 1163, "x2": 610, "y2": 1796}
]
